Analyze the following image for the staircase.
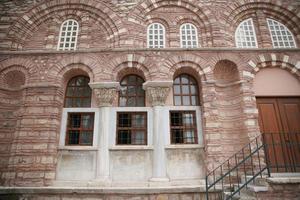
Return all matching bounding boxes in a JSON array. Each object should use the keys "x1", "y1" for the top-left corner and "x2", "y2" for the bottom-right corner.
[{"x1": 205, "y1": 132, "x2": 300, "y2": 200}]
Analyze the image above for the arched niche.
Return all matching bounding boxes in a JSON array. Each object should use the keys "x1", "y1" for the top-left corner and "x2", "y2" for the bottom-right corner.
[{"x1": 253, "y1": 68, "x2": 300, "y2": 96}]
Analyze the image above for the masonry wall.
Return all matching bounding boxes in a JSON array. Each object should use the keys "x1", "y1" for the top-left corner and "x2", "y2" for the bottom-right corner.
[{"x1": 0, "y1": 0, "x2": 299, "y2": 187}]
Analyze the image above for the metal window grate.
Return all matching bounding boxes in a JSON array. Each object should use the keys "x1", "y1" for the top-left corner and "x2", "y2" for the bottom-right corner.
[
  {"x1": 66, "y1": 113, "x2": 94, "y2": 146},
  {"x1": 170, "y1": 111, "x2": 198, "y2": 144},
  {"x1": 58, "y1": 19, "x2": 79, "y2": 50},
  {"x1": 147, "y1": 23, "x2": 165, "y2": 48},
  {"x1": 235, "y1": 18, "x2": 258, "y2": 48},
  {"x1": 116, "y1": 112, "x2": 147, "y2": 145},
  {"x1": 180, "y1": 23, "x2": 198, "y2": 48}
]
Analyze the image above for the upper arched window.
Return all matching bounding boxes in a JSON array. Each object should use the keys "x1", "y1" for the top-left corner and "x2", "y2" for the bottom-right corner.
[
  {"x1": 173, "y1": 74, "x2": 199, "y2": 106},
  {"x1": 235, "y1": 18, "x2": 258, "y2": 48},
  {"x1": 58, "y1": 19, "x2": 79, "y2": 50},
  {"x1": 147, "y1": 23, "x2": 165, "y2": 48},
  {"x1": 267, "y1": 18, "x2": 296, "y2": 48},
  {"x1": 64, "y1": 76, "x2": 91, "y2": 107},
  {"x1": 119, "y1": 75, "x2": 145, "y2": 107},
  {"x1": 180, "y1": 23, "x2": 198, "y2": 48}
]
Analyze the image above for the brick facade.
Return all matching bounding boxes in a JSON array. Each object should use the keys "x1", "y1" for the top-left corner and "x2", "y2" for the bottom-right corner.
[{"x1": 0, "y1": 0, "x2": 299, "y2": 192}]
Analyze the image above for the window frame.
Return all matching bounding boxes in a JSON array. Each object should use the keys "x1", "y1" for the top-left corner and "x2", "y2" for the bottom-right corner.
[
  {"x1": 267, "y1": 18, "x2": 297, "y2": 48},
  {"x1": 59, "y1": 108, "x2": 99, "y2": 149},
  {"x1": 116, "y1": 112, "x2": 148, "y2": 145},
  {"x1": 64, "y1": 75, "x2": 92, "y2": 108},
  {"x1": 180, "y1": 23, "x2": 199, "y2": 48},
  {"x1": 169, "y1": 110, "x2": 198, "y2": 144},
  {"x1": 57, "y1": 19, "x2": 79, "y2": 51},
  {"x1": 235, "y1": 18, "x2": 258, "y2": 48},
  {"x1": 147, "y1": 23, "x2": 166, "y2": 48},
  {"x1": 65, "y1": 112, "x2": 95, "y2": 146},
  {"x1": 119, "y1": 74, "x2": 145, "y2": 107},
  {"x1": 173, "y1": 73, "x2": 200, "y2": 106}
]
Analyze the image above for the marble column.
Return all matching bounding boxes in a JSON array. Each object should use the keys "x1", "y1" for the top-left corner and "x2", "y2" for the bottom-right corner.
[
  {"x1": 89, "y1": 82, "x2": 119, "y2": 184},
  {"x1": 143, "y1": 81, "x2": 173, "y2": 183}
]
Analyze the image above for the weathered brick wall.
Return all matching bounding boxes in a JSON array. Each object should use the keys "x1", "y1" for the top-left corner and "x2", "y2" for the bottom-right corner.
[
  {"x1": 0, "y1": 0, "x2": 299, "y2": 187},
  {"x1": 0, "y1": 0, "x2": 299, "y2": 50}
]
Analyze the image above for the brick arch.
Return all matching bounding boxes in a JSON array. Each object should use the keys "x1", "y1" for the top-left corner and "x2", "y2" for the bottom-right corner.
[
  {"x1": 247, "y1": 54, "x2": 300, "y2": 79},
  {"x1": 164, "y1": 57, "x2": 207, "y2": 81},
  {"x1": 223, "y1": 1, "x2": 300, "y2": 47},
  {"x1": 111, "y1": 62, "x2": 151, "y2": 82},
  {"x1": 7, "y1": 0, "x2": 124, "y2": 50},
  {"x1": 128, "y1": 0, "x2": 214, "y2": 47},
  {"x1": 105, "y1": 54, "x2": 155, "y2": 81}
]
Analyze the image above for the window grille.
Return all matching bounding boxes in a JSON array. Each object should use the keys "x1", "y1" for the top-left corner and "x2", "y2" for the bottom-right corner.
[
  {"x1": 180, "y1": 23, "x2": 198, "y2": 48},
  {"x1": 235, "y1": 18, "x2": 258, "y2": 48},
  {"x1": 147, "y1": 23, "x2": 165, "y2": 48},
  {"x1": 58, "y1": 19, "x2": 79, "y2": 50}
]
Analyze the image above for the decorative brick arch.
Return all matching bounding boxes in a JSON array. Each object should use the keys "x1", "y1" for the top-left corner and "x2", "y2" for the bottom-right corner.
[
  {"x1": 222, "y1": 1, "x2": 300, "y2": 47},
  {"x1": 7, "y1": 0, "x2": 124, "y2": 49},
  {"x1": 247, "y1": 54, "x2": 300, "y2": 79},
  {"x1": 128, "y1": 0, "x2": 214, "y2": 47},
  {"x1": 50, "y1": 54, "x2": 100, "y2": 83},
  {"x1": 105, "y1": 54, "x2": 154, "y2": 81},
  {"x1": 163, "y1": 55, "x2": 207, "y2": 81}
]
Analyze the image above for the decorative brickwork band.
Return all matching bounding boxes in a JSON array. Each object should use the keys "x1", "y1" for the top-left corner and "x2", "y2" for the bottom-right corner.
[
  {"x1": 143, "y1": 81, "x2": 173, "y2": 106},
  {"x1": 89, "y1": 82, "x2": 120, "y2": 107}
]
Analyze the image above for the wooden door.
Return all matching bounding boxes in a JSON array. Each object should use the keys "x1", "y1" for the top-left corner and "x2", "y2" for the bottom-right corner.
[{"x1": 256, "y1": 97, "x2": 300, "y2": 172}]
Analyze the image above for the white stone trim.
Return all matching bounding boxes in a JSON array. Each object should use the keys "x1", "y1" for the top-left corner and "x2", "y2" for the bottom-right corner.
[
  {"x1": 59, "y1": 108, "x2": 100, "y2": 148},
  {"x1": 89, "y1": 82, "x2": 120, "y2": 89},
  {"x1": 142, "y1": 81, "x2": 173, "y2": 90}
]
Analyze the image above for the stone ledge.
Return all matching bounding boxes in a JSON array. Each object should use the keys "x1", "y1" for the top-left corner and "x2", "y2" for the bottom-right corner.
[
  {"x1": 109, "y1": 146, "x2": 154, "y2": 151},
  {"x1": 267, "y1": 177, "x2": 300, "y2": 184},
  {"x1": 0, "y1": 185, "x2": 217, "y2": 194},
  {"x1": 165, "y1": 145, "x2": 204, "y2": 149}
]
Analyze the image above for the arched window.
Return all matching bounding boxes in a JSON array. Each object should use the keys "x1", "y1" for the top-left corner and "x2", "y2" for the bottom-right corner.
[
  {"x1": 119, "y1": 75, "x2": 145, "y2": 107},
  {"x1": 180, "y1": 23, "x2": 198, "y2": 48},
  {"x1": 267, "y1": 18, "x2": 296, "y2": 48},
  {"x1": 235, "y1": 18, "x2": 258, "y2": 48},
  {"x1": 64, "y1": 76, "x2": 92, "y2": 107},
  {"x1": 147, "y1": 23, "x2": 165, "y2": 48},
  {"x1": 58, "y1": 19, "x2": 79, "y2": 50},
  {"x1": 173, "y1": 74, "x2": 199, "y2": 106}
]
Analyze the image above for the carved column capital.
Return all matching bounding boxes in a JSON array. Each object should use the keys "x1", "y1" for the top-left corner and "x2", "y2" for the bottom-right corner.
[
  {"x1": 89, "y1": 82, "x2": 120, "y2": 107},
  {"x1": 143, "y1": 81, "x2": 173, "y2": 106}
]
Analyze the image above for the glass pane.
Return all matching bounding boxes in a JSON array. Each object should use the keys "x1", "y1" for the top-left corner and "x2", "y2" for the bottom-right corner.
[
  {"x1": 68, "y1": 130, "x2": 79, "y2": 144},
  {"x1": 127, "y1": 97, "x2": 136, "y2": 106},
  {"x1": 174, "y1": 77, "x2": 180, "y2": 84},
  {"x1": 183, "y1": 113, "x2": 194, "y2": 125},
  {"x1": 181, "y1": 75, "x2": 189, "y2": 84},
  {"x1": 137, "y1": 86, "x2": 144, "y2": 95},
  {"x1": 80, "y1": 131, "x2": 93, "y2": 145},
  {"x1": 133, "y1": 131, "x2": 145, "y2": 145},
  {"x1": 191, "y1": 96, "x2": 197, "y2": 106},
  {"x1": 65, "y1": 98, "x2": 73, "y2": 107},
  {"x1": 132, "y1": 114, "x2": 145, "y2": 127},
  {"x1": 82, "y1": 98, "x2": 91, "y2": 107},
  {"x1": 118, "y1": 113, "x2": 131, "y2": 127},
  {"x1": 172, "y1": 129, "x2": 183, "y2": 144},
  {"x1": 120, "y1": 86, "x2": 127, "y2": 95},
  {"x1": 184, "y1": 130, "x2": 195, "y2": 143},
  {"x1": 183, "y1": 96, "x2": 190, "y2": 106},
  {"x1": 128, "y1": 75, "x2": 136, "y2": 84},
  {"x1": 69, "y1": 114, "x2": 81, "y2": 128},
  {"x1": 127, "y1": 86, "x2": 136, "y2": 95},
  {"x1": 171, "y1": 112, "x2": 182, "y2": 126},
  {"x1": 190, "y1": 85, "x2": 197, "y2": 94},
  {"x1": 182, "y1": 85, "x2": 189, "y2": 94},
  {"x1": 174, "y1": 85, "x2": 180, "y2": 95},
  {"x1": 82, "y1": 115, "x2": 93, "y2": 129},
  {"x1": 174, "y1": 96, "x2": 181, "y2": 106},
  {"x1": 118, "y1": 130, "x2": 131, "y2": 144},
  {"x1": 137, "y1": 97, "x2": 145, "y2": 106}
]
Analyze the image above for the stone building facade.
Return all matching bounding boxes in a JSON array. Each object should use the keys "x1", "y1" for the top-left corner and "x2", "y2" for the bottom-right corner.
[{"x1": 0, "y1": 0, "x2": 300, "y2": 198}]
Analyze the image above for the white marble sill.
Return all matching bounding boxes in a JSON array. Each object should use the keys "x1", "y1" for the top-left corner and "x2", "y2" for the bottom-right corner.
[
  {"x1": 165, "y1": 144, "x2": 204, "y2": 149},
  {"x1": 109, "y1": 146, "x2": 154, "y2": 151},
  {"x1": 58, "y1": 146, "x2": 98, "y2": 151}
]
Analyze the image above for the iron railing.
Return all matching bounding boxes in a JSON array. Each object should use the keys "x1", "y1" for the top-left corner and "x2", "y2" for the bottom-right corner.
[{"x1": 205, "y1": 132, "x2": 300, "y2": 200}]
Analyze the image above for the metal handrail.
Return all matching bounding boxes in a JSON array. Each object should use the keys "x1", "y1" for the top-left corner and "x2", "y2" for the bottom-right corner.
[{"x1": 205, "y1": 132, "x2": 300, "y2": 200}]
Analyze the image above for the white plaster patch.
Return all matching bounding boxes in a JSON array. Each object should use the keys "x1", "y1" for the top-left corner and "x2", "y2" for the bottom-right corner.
[
  {"x1": 271, "y1": 53, "x2": 277, "y2": 61},
  {"x1": 203, "y1": 66, "x2": 212, "y2": 74},
  {"x1": 259, "y1": 54, "x2": 266, "y2": 62},
  {"x1": 291, "y1": 68, "x2": 298, "y2": 73},
  {"x1": 283, "y1": 55, "x2": 289, "y2": 63}
]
